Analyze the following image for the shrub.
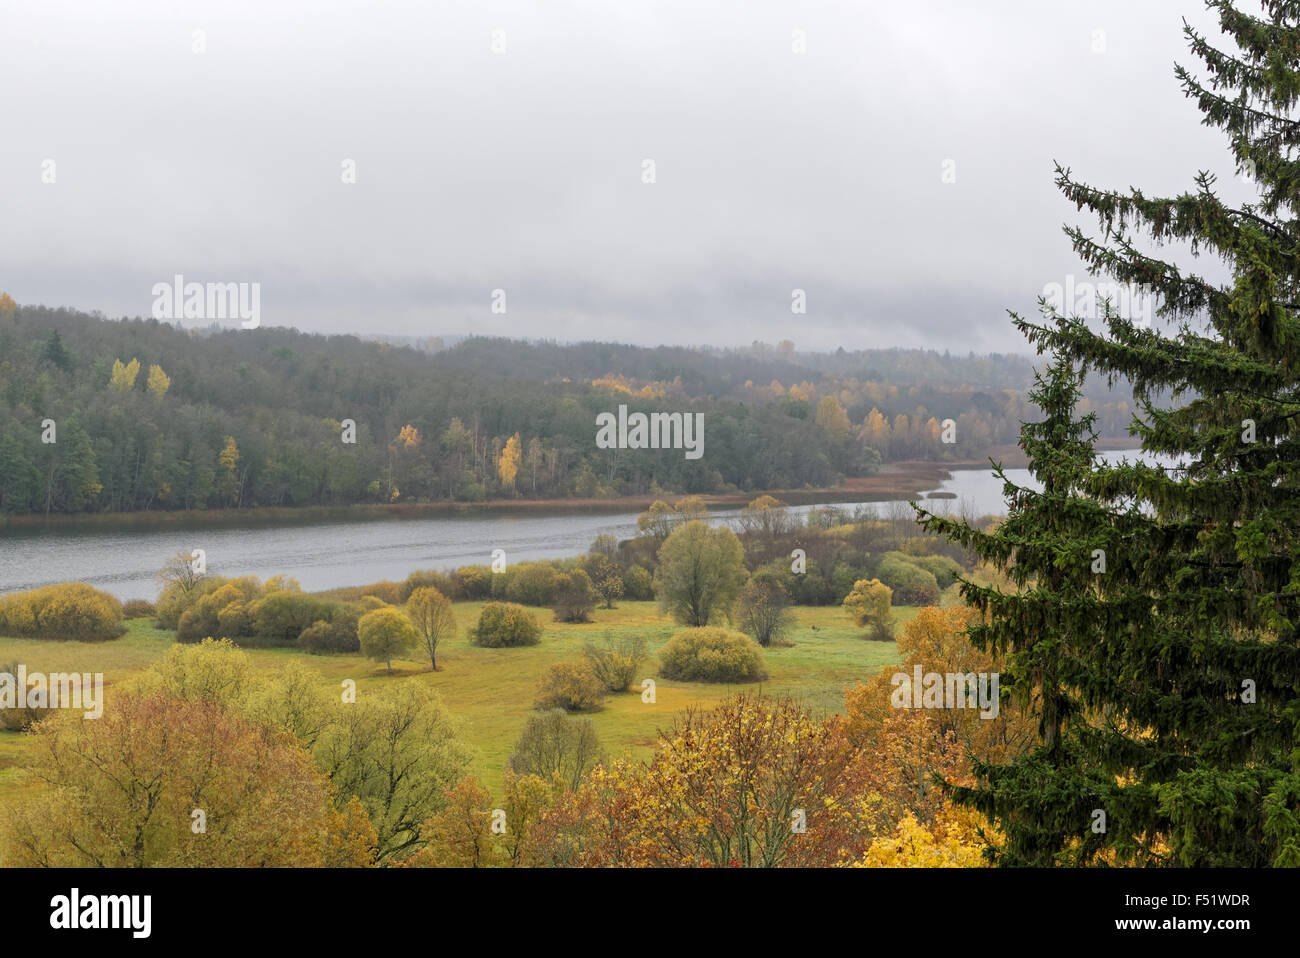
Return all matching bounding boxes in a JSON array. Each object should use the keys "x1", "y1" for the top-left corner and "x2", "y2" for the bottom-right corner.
[
  {"x1": 400, "y1": 569, "x2": 456, "y2": 603},
  {"x1": 355, "y1": 595, "x2": 388, "y2": 612},
  {"x1": 176, "y1": 582, "x2": 251, "y2": 643},
  {"x1": 154, "y1": 576, "x2": 222, "y2": 629},
  {"x1": 0, "y1": 583, "x2": 124, "y2": 641},
  {"x1": 453, "y1": 566, "x2": 493, "y2": 601},
  {"x1": 360, "y1": 581, "x2": 403, "y2": 605},
  {"x1": 297, "y1": 607, "x2": 361, "y2": 654},
  {"x1": 876, "y1": 555, "x2": 940, "y2": 606},
  {"x1": 0, "y1": 661, "x2": 51, "y2": 730},
  {"x1": 469, "y1": 602, "x2": 542, "y2": 648},
  {"x1": 831, "y1": 560, "x2": 872, "y2": 599},
  {"x1": 757, "y1": 559, "x2": 838, "y2": 606},
  {"x1": 903, "y1": 554, "x2": 964, "y2": 590},
  {"x1": 658, "y1": 627, "x2": 766, "y2": 683},
  {"x1": 505, "y1": 562, "x2": 559, "y2": 606},
  {"x1": 216, "y1": 601, "x2": 252, "y2": 638},
  {"x1": 534, "y1": 661, "x2": 606, "y2": 712},
  {"x1": 508, "y1": 710, "x2": 605, "y2": 791},
  {"x1": 155, "y1": 574, "x2": 262, "y2": 630},
  {"x1": 552, "y1": 569, "x2": 598, "y2": 623},
  {"x1": 246, "y1": 592, "x2": 338, "y2": 646},
  {"x1": 121, "y1": 599, "x2": 155, "y2": 619},
  {"x1": 621, "y1": 565, "x2": 654, "y2": 601},
  {"x1": 581, "y1": 632, "x2": 647, "y2": 692}
]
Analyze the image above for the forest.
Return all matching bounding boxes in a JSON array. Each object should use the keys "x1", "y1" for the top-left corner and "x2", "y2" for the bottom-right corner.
[{"x1": 0, "y1": 297, "x2": 1137, "y2": 515}]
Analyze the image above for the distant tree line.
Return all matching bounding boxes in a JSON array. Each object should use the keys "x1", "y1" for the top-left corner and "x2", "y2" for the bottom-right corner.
[{"x1": 0, "y1": 301, "x2": 1136, "y2": 515}]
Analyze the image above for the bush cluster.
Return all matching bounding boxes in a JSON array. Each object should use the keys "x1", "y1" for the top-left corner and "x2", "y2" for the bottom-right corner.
[
  {"x1": 163, "y1": 575, "x2": 360, "y2": 650},
  {"x1": 658, "y1": 627, "x2": 766, "y2": 683},
  {"x1": 469, "y1": 602, "x2": 542, "y2": 647},
  {"x1": 534, "y1": 661, "x2": 606, "y2": 712},
  {"x1": 0, "y1": 583, "x2": 124, "y2": 641}
]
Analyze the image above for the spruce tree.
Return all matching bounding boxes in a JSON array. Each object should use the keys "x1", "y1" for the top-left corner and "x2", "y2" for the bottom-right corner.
[{"x1": 921, "y1": 0, "x2": 1300, "y2": 866}]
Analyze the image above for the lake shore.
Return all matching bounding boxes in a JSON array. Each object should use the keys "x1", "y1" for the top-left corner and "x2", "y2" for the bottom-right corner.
[{"x1": 0, "y1": 461, "x2": 958, "y2": 535}]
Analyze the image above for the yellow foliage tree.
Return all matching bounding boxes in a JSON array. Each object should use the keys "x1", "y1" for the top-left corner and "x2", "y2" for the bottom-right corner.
[
  {"x1": 815, "y1": 396, "x2": 852, "y2": 439},
  {"x1": 842, "y1": 578, "x2": 893, "y2": 640},
  {"x1": 147, "y1": 363, "x2": 170, "y2": 399},
  {"x1": 498, "y1": 433, "x2": 522, "y2": 488},
  {"x1": 859, "y1": 806, "x2": 992, "y2": 867},
  {"x1": 394, "y1": 424, "x2": 420, "y2": 450},
  {"x1": 219, "y1": 436, "x2": 239, "y2": 475},
  {"x1": 0, "y1": 292, "x2": 15, "y2": 318},
  {"x1": 110, "y1": 357, "x2": 141, "y2": 391},
  {"x1": 219, "y1": 436, "x2": 240, "y2": 503},
  {"x1": 847, "y1": 605, "x2": 1037, "y2": 767},
  {"x1": 406, "y1": 776, "x2": 503, "y2": 868},
  {"x1": 0, "y1": 690, "x2": 346, "y2": 867},
  {"x1": 860, "y1": 407, "x2": 891, "y2": 451}
]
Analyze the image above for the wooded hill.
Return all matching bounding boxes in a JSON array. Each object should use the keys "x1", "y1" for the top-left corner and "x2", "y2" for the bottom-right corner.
[{"x1": 0, "y1": 299, "x2": 1135, "y2": 514}]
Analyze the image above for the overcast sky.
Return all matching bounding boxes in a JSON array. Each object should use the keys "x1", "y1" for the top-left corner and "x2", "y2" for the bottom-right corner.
[{"x1": 0, "y1": 0, "x2": 1252, "y2": 353}]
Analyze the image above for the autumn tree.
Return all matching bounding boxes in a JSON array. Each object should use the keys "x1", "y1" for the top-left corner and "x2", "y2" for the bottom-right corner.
[
  {"x1": 842, "y1": 578, "x2": 893, "y2": 640},
  {"x1": 314, "y1": 681, "x2": 473, "y2": 861},
  {"x1": 0, "y1": 690, "x2": 345, "y2": 867},
  {"x1": 406, "y1": 586, "x2": 456, "y2": 671},
  {"x1": 815, "y1": 395, "x2": 852, "y2": 440},
  {"x1": 501, "y1": 770, "x2": 553, "y2": 863},
  {"x1": 732, "y1": 571, "x2": 794, "y2": 646},
  {"x1": 146, "y1": 363, "x2": 170, "y2": 399},
  {"x1": 654, "y1": 520, "x2": 746, "y2": 626},
  {"x1": 581, "y1": 553, "x2": 624, "y2": 609},
  {"x1": 498, "y1": 432, "x2": 522, "y2": 490},
  {"x1": 218, "y1": 436, "x2": 240, "y2": 505},
  {"x1": 109, "y1": 357, "x2": 140, "y2": 391},
  {"x1": 636, "y1": 495, "x2": 708, "y2": 541},
  {"x1": 358, "y1": 605, "x2": 419, "y2": 673},
  {"x1": 847, "y1": 605, "x2": 1036, "y2": 769},
  {"x1": 526, "y1": 696, "x2": 849, "y2": 867},
  {"x1": 407, "y1": 777, "x2": 504, "y2": 868}
]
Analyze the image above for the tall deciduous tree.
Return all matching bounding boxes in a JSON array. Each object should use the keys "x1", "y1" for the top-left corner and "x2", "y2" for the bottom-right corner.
[
  {"x1": 653, "y1": 520, "x2": 746, "y2": 627},
  {"x1": 406, "y1": 586, "x2": 456, "y2": 671}
]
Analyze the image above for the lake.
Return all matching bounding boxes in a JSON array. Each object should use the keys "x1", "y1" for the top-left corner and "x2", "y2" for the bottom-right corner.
[{"x1": 0, "y1": 449, "x2": 1151, "y2": 600}]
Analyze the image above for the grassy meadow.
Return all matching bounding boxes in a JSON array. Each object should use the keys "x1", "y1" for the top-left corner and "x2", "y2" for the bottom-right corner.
[{"x1": 0, "y1": 599, "x2": 914, "y2": 800}]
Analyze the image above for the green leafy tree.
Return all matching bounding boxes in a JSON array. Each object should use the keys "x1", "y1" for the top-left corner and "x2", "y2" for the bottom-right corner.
[
  {"x1": 314, "y1": 681, "x2": 472, "y2": 861},
  {"x1": 653, "y1": 520, "x2": 746, "y2": 627},
  {"x1": 358, "y1": 606, "x2": 419, "y2": 674}
]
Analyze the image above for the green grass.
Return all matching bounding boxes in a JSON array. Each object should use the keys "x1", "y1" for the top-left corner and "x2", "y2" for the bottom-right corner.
[{"x1": 0, "y1": 601, "x2": 910, "y2": 797}]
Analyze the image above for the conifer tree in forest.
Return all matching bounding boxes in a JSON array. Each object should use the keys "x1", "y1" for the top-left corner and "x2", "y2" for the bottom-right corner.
[{"x1": 920, "y1": 0, "x2": 1300, "y2": 866}]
